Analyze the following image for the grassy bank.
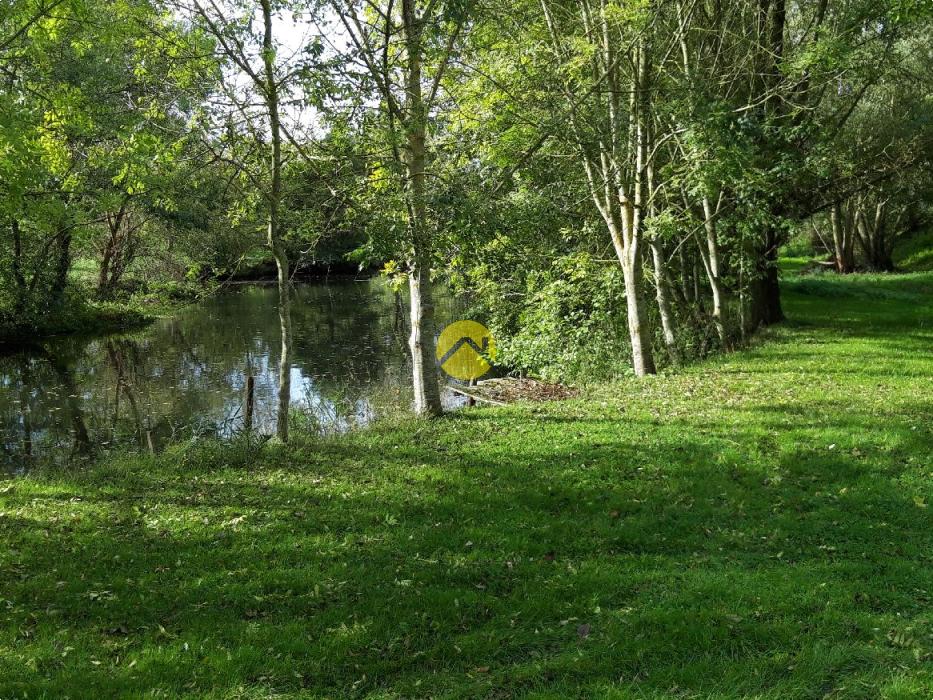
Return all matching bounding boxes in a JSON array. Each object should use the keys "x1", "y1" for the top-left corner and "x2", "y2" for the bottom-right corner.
[
  {"x1": 0, "y1": 300, "x2": 152, "y2": 347},
  {"x1": 1, "y1": 272, "x2": 931, "y2": 698},
  {"x1": 894, "y1": 231, "x2": 933, "y2": 272},
  {"x1": 0, "y1": 283, "x2": 202, "y2": 347}
]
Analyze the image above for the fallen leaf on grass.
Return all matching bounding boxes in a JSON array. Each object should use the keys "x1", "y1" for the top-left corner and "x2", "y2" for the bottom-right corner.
[{"x1": 222, "y1": 515, "x2": 247, "y2": 528}]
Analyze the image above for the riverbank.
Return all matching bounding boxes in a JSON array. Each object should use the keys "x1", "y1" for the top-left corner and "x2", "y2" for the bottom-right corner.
[
  {"x1": 224, "y1": 258, "x2": 374, "y2": 282},
  {"x1": 1, "y1": 271, "x2": 931, "y2": 698},
  {"x1": 0, "y1": 300, "x2": 152, "y2": 349},
  {"x1": 0, "y1": 284, "x2": 204, "y2": 349}
]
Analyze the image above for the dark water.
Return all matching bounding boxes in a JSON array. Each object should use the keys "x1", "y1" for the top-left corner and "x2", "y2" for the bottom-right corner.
[{"x1": 0, "y1": 280, "x2": 467, "y2": 472}]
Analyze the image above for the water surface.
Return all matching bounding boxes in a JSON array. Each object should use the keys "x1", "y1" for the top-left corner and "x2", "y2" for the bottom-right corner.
[{"x1": 0, "y1": 280, "x2": 467, "y2": 471}]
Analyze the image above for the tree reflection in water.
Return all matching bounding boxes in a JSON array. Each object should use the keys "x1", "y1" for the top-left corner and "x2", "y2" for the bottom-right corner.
[{"x1": 0, "y1": 279, "x2": 467, "y2": 470}]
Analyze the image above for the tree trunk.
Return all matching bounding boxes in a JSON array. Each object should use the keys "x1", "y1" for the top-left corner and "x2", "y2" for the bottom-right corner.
[
  {"x1": 746, "y1": 0, "x2": 786, "y2": 327},
  {"x1": 107, "y1": 218, "x2": 137, "y2": 294},
  {"x1": 272, "y1": 242, "x2": 292, "y2": 442},
  {"x1": 830, "y1": 202, "x2": 855, "y2": 273},
  {"x1": 623, "y1": 42, "x2": 657, "y2": 377},
  {"x1": 11, "y1": 218, "x2": 26, "y2": 316},
  {"x1": 855, "y1": 202, "x2": 895, "y2": 272},
  {"x1": 700, "y1": 195, "x2": 727, "y2": 342},
  {"x1": 403, "y1": 0, "x2": 442, "y2": 416},
  {"x1": 98, "y1": 237, "x2": 114, "y2": 296},
  {"x1": 50, "y1": 230, "x2": 71, "y2": 308},
  {"x1": 408, "y1": 260, "x2": 442, "y2": 415},
  {"x1": 623, "y1": 257, "x2": 656, "y2": 376},
  {"x1": 679, "y1": 244, "x2": 693, "y2": 303},
  {"x1": 244, "y1": 374, "x2": 255, "y2": 432},
  {"x1": 749, "y1": 226, "x2": 784, "y2": 326},
  {"x1": 98, "y1": 206, "x2": 127, "y2": 297},
  {"x1": 261, "y1": 0, "x2": 292, "y2": 442},
  {"x1": 615, "y1": 222, "x2": 656, "y2": 376},
  {"x1": 645, "y1": 119, "x2": 677, "y2": 364},
  {"x1": 650, "y1": 237, "x2": 678, "y2": 364},
  {"x1": 693, "y1": 258, "x2": 700, "y2": 306},
  {"x1": 541, "y1": 0, "x2": 656, "y2": 377}
]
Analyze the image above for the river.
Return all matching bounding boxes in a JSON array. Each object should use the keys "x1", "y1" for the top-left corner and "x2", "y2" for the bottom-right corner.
[{"x1": 0, "y1": 280, "x2": 469, "y2": 472}]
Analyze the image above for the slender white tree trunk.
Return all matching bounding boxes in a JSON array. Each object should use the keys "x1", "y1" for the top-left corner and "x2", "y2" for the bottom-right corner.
[
  {"x1": 626, "y1": 43, "x2": 657, "y2": 376},
  {"x1": 650, "y1": 237, "x2": 678, "y2": 362},
  {"x1": 700, "y1": 195, "x2": 726, "y2": 342},
  {"x1": 646, "y1": 132, "x2": 677, "y2": 363},
  {"x1": 621, "y1": 240, "x2": 656, "y2": 377},
  {"x1": 408, "y1": 260, "x2": 442, "y2": 415},
  {"x1": 403, "y1": 0, "x2": 442, "y2": 416},
  {"x1": 830, "y1": 202, "x2": 855, "y2": 274},
  {"x1": 604, "y1": 205, "x2": 656, "y2": 377},
  {"x1": 541, "y1": 0, "x2": 657, "y2": 377},
  {"x1": 261, "y1": 0, "x2": 292, "y2": 441}
]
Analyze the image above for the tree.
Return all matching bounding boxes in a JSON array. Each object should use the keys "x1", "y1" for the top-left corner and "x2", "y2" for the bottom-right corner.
[
  {"x1": 168, "y1": 0, "x2": 328, "y2": 440},
  {"x1": 327, "y1": 0, "x2": 469, "y2": 414},
  {"x1": 0, "y1": 0, "x2": 210, "y2": 328}
]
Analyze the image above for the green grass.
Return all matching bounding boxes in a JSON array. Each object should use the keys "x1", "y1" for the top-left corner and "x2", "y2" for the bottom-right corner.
[
  {"x1": 2, "y1": 272, "x2": 932, "y2": 699},
  {"x1": 782, "y1": 269, "x2": 933, "y2": 301},
  {"x1": 778, "y1": 256, "x2": 812, "y2": 275},
  {"x1": 70, "y1": 257, "x2": 101, "y2": 286},
  {"x1": 893, "y1": 230, "x2": 933, "y2": 272},
  {"x1": 780, "y1": 227, "x2": 933, "y2": 274}
]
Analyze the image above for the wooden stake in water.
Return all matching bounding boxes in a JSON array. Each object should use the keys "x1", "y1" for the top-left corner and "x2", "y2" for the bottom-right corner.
[{"x1": 244, "y1": 375, "x2": 255, "y2": 431}]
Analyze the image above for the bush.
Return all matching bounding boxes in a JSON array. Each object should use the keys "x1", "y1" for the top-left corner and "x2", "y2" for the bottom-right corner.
[
  {"x1": 0, "y1": 288, "x2": 153, "y2": 342},
  {"x1": 470, "y1": 252, "x2": 633, "y2": 382}
]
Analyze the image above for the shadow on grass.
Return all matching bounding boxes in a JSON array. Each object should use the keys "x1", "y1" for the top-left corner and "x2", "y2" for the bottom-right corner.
[{"x1": 1, "y1": 398, "x2": 931, "y2": 698}]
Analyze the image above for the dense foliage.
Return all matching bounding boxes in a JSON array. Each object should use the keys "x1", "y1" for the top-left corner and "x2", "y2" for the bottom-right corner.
[{"x1": 2, "y1": 0, "x2": 932, "y2": 384}]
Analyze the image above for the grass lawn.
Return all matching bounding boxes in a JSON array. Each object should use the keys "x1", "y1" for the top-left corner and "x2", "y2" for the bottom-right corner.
[
  {"x1": 893, "y1": 230, "x2": 933, "y2": 272},
  {"x1": 1, "y1": 272, "x2": 931, "y2": 699}
]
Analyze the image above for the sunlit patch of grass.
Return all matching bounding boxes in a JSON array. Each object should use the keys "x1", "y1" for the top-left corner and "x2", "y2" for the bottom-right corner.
[
  {"x1": 893, "y1": 229, "x2": 933, "y2": 272},
  {"x1": 782, "y1": 269, "x2": 932, "y2": 303},
  {"x1": 778, "y1": 256, "x2": 812, "y2": 275},
  {"x1": 69, "y1": 257, "x2": 101, "y2": 285},
  {"x1": 1, "y1": 272, "x2": 931, "y2": 698}
]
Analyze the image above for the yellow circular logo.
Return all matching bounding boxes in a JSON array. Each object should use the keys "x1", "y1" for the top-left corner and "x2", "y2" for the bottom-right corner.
[{"x1": 436, "y1": 320, "x2": 496, "y2": 381}]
